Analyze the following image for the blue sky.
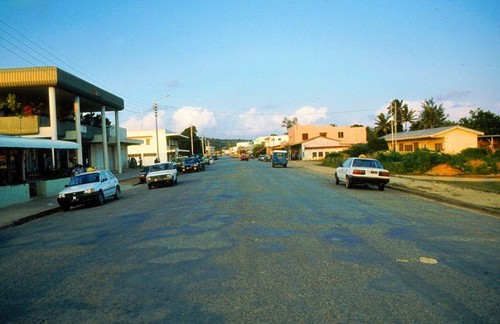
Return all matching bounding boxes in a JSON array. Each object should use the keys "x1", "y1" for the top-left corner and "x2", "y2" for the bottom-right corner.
[{"x1": 1, "y1": 0, "x2": 499, "y2": 139}]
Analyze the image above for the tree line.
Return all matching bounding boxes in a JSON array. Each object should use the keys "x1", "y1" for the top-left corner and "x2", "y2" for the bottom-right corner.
[{"x1": 374, "y1": 98, "x2": 500, "y2": 136}]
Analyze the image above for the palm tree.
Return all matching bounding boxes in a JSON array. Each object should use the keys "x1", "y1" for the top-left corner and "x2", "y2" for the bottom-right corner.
[
  {"x1": 417, "y1": 98, "x2": 448, "y2": 129},
  {"x1": 400, "y1": 105, "x2": 416, "y2": 131},
  {"x1": 374, "y1": 112, "x2": 391, "y2": 136},
  {"x1": 386, "y1": 99, "x2": 407, "y2": 132}
]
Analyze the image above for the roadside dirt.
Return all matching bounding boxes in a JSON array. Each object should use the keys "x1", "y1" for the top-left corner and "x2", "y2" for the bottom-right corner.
[{"x1": 290, "y1": 161, "x2": 500, "y2": 215}]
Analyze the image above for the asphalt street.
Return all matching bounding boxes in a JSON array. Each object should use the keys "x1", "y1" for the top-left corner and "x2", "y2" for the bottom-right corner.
[{"x1": 0, "y1": 157, "x2": 498, "y2": 322}]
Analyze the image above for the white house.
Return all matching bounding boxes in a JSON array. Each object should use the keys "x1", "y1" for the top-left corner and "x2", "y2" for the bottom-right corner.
[{"x1": 127, "y1": 129, "x2": 189, "y2": 166}]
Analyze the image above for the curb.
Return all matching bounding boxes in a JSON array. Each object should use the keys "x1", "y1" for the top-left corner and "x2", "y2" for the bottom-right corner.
[
  {"x1": 0, "y1": 207, "x2": 62, "y2": 231},
  {"x1": 386, "y1": 184, "x2": 499, "y2": 216}
]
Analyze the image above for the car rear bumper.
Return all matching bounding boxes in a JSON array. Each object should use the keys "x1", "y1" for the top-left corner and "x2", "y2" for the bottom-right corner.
[{"x1": 348, "y1": 175, "x2": 390, "y2": 186}]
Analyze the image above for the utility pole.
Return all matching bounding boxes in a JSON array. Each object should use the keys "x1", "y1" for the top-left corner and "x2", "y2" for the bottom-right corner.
[
  {"x1": 154, "y1": 102, "x2": 160, "y2": 162},
  {"x1": 190, "y1": 126, "x2": 194, "y2": 155}
]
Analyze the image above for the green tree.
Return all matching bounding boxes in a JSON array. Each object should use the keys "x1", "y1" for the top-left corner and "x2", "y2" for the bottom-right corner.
[
  {"x1": 400, "y1": 104, "x2": 416, "y2": 131},
  {"x1": 414, "y1": 98, "x2": 450, "y2": 129},
  {"x1": 281, "y1": 116, "x2": 298, "y2": 129},
  {"x1": 386, "y1": 99, "x2": 407, "y2": 132},
  {"x1": 459, "y1": 108, "x2": 500, "y2": 135},
  {"x1": 252, "y1": 143, "x2": 266, "y2": 156},
  {"x1": 80, "y1": 112, "x2": 111, "y2": 127},
  {"x1": 179, "y1": 126, "x2": 202, "y2": 155},
  {"x1": 374, "y1": 113, "x2": 391, "y2": 136}
]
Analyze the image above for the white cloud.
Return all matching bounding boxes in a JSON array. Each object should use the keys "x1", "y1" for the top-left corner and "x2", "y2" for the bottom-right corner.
[
  {"x1": 172, "y1": 106, "x2": 217, "y2": 134},
  {"x1": 123, "y1": 110, "x2": 168, "y2": 131},
  {"x1": 294, "y1": 106, "x2": 328, "y2": 124}
]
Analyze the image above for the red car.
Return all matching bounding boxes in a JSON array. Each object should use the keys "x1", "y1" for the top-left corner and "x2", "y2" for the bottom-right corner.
[{"x1": 240, "y1": 154, "x2": 249, "y2": 161}]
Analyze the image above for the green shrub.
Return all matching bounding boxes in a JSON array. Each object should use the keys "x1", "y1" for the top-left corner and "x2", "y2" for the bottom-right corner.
[
  {"x1": 322, "y1": 152, "x2": 346, "y2": 167},
  {"x1": 344, "y1": 143, "x2": 370, "y2": 157},
  {"x1": 460, "y1": 148, "x2": 489, "y2": 160}
]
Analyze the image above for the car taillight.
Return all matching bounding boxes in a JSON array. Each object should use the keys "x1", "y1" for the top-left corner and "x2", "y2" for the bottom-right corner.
[
  {"x1": 353, "y1": 169, "x2": 365, "y2": 175},
  {"x1": 379, "y1": 171, "x2": 389, "y2": 177}
]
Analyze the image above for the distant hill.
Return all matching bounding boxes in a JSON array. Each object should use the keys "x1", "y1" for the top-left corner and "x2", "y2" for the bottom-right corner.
[{"x1": 206, "y1": 138, "x2": 251, "y2": 150}]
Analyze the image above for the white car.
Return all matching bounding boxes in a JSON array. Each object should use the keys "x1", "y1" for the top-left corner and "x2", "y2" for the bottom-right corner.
[
  {"x1": 335, "y1": 157, "x2": 390, "y2": 191},
  {"x1": 57, "y1": 170, "x2": 120, "y2": 211},
  {"x1": 146, "y1": 162, "x2": 178, "y2": 189}
]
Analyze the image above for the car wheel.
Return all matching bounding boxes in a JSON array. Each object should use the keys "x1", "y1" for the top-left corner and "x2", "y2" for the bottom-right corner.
[
  {"x1": 378, "y1": 184, "x2": 385, "y2": 191},
  {"x1": 335, "y1": 173, "x2": 340, "y2": 185},
  {"x1": 96, "y1": 191, "x2": 105, "y2": 206},
  {"x1": 284, "y1": 164, "x2": 287, "y2": 168},
  {"x1": 114, "y1": 186, "x2": 121, "y2": 200},
  {"x1": 174, "y1": 177, "x2": 177, "y2": 185},
  {"x1": 61, "y1": 204, "x2": 71, "y2": 212},
  {"x1": 345, "y1": 176, "x2": 352, "y2": 189},
  {"x1": 148, "y1": 184, "x2": 153, "y2": 189},
  {"x1": 272, "y1": 163, "x2": 275, "y2": 168}
]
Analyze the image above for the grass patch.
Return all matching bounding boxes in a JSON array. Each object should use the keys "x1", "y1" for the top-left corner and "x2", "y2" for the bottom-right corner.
[{"x1": 434, "y1": 181, "x2": 500, "y2": 194}]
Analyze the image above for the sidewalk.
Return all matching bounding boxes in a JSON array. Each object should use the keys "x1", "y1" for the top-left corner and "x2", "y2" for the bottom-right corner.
[
  {"x1": 0, "y1": 168, "x2": 141, "y2": 230},
  {"x1": 290, "y1": 161, "x2": 500, "y2": 216}
]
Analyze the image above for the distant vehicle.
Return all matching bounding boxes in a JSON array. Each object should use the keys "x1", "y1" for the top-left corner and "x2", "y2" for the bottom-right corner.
[
  {"x1": 335, "y1": 157, "x2": 390, "y2": 191},
  {"x1": 57, "y1": 170, "x2": 120, "y2": 211},
  {"x1": 146, "y1": 162, "x2": 178, "y2": 189},
  {"x1": 139, "y1": 166, "x2": 151, "y2": 183},
  {"x1": 181, "y1": 157, "x2": 205, "y2": 173},
  {"x1": 175, "y1": 157, "x2": 187, "y2": 171},
  {"x1": 272, "y1": 150, "x2": 288, "y2": 168},
  {"x1": 240, "y1": 154, "x2": 249, "y2": 161}
]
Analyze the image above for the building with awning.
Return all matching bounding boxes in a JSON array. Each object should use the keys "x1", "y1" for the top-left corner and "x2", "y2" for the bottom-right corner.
[
  {"x1": 0, "y1": 135, "x2": 80, "y2": 149},
  {"x1": 0, "y1": 66, "x2": 136, "y2": 206}
]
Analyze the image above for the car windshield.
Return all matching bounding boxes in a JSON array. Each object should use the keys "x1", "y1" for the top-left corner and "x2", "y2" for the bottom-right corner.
[
  {"x1": 68, "y1": 173, "x2": 100, "y2": 186},
  {"x1": 352, "y1": 159, "x2": 383, "y2": 169},
  {"x1": 150, "y1": 163, "x2": 173, "y2": 172},
  {"x1": 184, "y1": 158, "x2": 196, "y2": 164}
]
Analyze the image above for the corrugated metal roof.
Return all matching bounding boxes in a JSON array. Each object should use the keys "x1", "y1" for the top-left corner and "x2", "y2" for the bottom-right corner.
[
  {"x1": 0, "y1": 66, "x2": 124, "y2": 110},
  {"x1": 0, "y1": 66, "x2": 58, "y2": 87},
  {"x1": 381, "y1": 126, "x2": 483, "y2": 140},
  {"x1": 0, "y1": 135, "x2": 80, "y2": 149}
]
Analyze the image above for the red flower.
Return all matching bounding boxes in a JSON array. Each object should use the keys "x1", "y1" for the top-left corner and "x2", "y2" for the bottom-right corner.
[{"x1": 23, "y1": 105, "x2": 32, "y2": 117}]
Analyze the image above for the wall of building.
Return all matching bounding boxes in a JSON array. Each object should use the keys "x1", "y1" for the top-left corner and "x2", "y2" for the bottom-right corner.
[
  {"x1": 390, "y1": 129, "x2": 479, "y2": 154},
  {"x1": 288, "y1": 125, "x2": 366, "y2": 145}
]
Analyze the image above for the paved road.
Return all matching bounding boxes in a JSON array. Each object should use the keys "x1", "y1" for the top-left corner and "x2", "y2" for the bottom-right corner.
[{"x1": 0, "y1": 157, "x2": 498, "y2": 322}]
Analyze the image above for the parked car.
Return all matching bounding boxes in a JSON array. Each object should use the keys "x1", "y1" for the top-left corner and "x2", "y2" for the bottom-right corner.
[
  {"x1": 175, "y1": 157, "x2": 187, "y2": 171},
  {"x1": 146, "y1": 162, "x2": 178, "y2": 189},
  {"x1": 335, "y1": 157, "x2": 390, "y2": 191},
  {"x1": 240, "y1": 154, "x2": 249, "y2": 161},
  {"x1": 57, "y1": 170, "x2": 120, "y2": 211},
  {"x1": 181, "y1": 157, "x2": 205, "y2": 173},
  {"x1": 272, "y1": 150, "x2": 288, "y2": 168},
  {"x1": 139, "y1": 166, "x2": 151, "y2": 183}
]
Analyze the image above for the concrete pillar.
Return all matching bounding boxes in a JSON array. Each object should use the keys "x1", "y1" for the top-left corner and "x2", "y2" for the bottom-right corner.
[
  {"x1": 74, "y1": 96, "x2": 83, "y2": 165},
  {"x1": 115, "y1": 110, "x2": 122, "y2": 173},
  {"x1": 101, "y1": 106, "x2": 108, "y2": 170},
  {"x1": 48, "y1": 87, "x2": 57, "y2": 169}
]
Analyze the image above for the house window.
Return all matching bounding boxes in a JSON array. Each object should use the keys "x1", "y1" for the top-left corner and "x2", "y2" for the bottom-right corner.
[
  {"x1": 413, "y1": 142, "x2": 419, "y2": 150},
  {"x1": 146, "y1": 139, "x2": 150, "y2": 145},
  {"x1": 302, "y1": 133, "x2": 309, "y2": 140},
  {"x1": 312, "y1": 152, "x2": 317, "y2": 158},
  {"x1": 404, "y1": 144, "x2": 413, "y2": 152},
  {"x1": 435, "y1": 143, "x2": 443, "y2": 152},
  {"x1": 338, "y1": 132, "x2": 344, "y2": 138},
  {"x1": 319, "y1": 152, "x2": 324, "y2": 158},
  {"x1": 399, "y1": 143, "x2": 404, "y2": 151},
  {"x1": 320, "y1": 132, "x2": 327, "y2": 137}
]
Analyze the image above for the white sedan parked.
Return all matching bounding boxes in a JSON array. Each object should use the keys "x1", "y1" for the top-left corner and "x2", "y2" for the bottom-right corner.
[
  {"x1": 335, "y1": 157, "x2": 390, "y2": 191},
  {"x1": 57, "y1": 170, "x2": 120, "y2": 211}
]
